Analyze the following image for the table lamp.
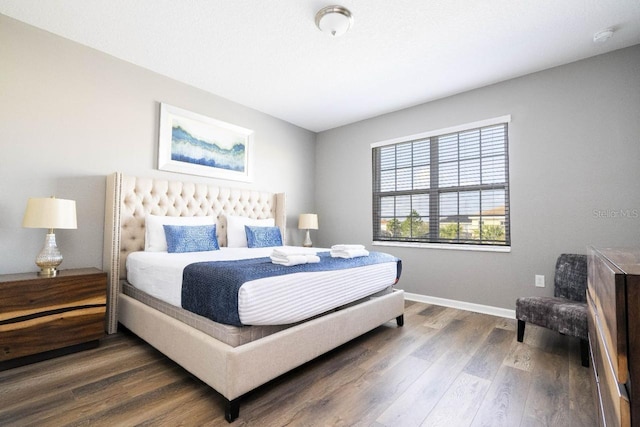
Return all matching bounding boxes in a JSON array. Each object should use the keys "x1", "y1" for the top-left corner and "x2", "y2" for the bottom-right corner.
[
  {"x1": 22, "y1": 196, "x2": 77, "y2": 277},
  {"x1": 298, "y1": 213, "x2": 318, "y2": 247}
]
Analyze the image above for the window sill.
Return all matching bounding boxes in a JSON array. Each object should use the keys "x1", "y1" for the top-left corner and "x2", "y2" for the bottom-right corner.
[{"x1": 372, "y1": 241, "x2": 511, "y2": 253}]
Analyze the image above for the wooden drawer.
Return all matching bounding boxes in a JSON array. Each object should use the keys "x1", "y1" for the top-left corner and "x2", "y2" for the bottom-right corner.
[
  {"x1": 0, "y1": 308, "x2": 105, "y2": 360},
  {"x1": 592, "y1": 301, "x2": 631, "y2": 426},
  {"x1": 589, "y1": 247, "x2": 640, "y2": 427},
  {"x1": 588, "y1": 295, "x2": 605, "y2": 426},
  {"x1": 588, "y1": 252, "x2": 629, "y2": 384},
  {"x1": 0, "y1": 268, "x2": 107, "y2": 364}
]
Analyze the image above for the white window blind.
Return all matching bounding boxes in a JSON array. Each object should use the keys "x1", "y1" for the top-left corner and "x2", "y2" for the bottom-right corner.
[{"x1": 372, "y1": 119, "x2": 510, "y2": 247}]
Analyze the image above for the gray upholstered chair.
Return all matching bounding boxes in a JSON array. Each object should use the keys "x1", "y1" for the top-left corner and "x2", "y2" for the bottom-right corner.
[{"x1": 516, "y1": 254, "x2": 589, "y2": 367}]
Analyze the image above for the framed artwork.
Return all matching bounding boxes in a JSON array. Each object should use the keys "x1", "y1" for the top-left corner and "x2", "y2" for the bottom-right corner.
[{"x1": 158, "y1": 103, "x2": 254, "y2": 182}]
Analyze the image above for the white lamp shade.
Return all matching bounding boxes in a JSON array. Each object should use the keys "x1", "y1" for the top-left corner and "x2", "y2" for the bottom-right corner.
[
  {"x1": 298, "y1": 213, "x2": 318, "y2": 230},
  {"x1": 22, "y1": 197, "x2": 77, "y2": 229}
]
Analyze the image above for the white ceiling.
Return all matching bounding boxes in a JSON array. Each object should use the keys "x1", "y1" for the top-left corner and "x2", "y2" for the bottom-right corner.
[{"x1": 1, "y1": 1, "x2": 639, "y2": 132}]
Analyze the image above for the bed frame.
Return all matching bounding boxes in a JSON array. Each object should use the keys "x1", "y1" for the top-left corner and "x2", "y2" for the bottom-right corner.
[{"x1": 103, "y1": 172, "x2": 405, "y2": 422}]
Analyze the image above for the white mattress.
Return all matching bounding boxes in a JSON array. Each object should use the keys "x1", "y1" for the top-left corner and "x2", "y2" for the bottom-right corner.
[{"x1": 126, "y1": 247, "x2": 398, "y2": 326}]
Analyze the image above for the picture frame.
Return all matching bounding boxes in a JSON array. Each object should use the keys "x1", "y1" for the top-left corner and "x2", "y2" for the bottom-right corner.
[{"x1": 158, "y1": 103, "x2": 254, "y2": 182}]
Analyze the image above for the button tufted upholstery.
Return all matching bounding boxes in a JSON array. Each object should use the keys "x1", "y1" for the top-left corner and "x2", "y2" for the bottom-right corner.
[{"x1": 103, "y1": 172, "x2": 286, "y2": 333}]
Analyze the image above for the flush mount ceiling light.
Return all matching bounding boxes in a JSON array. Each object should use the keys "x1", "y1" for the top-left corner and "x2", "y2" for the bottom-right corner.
[
  {"x1": 315, "y1": 5, "x2": 353, "y2": 37},
  {"x1": 593, "y1": 28, "x2": 615, "y2": 43}
]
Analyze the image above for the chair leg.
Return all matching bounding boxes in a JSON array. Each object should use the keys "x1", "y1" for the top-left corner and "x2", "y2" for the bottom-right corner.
[
  {"x1": 517, "y1": 320, "x2": 525, "y2": 342},
  {"x1": 580, "y1": 339, "x2": 589, "y2": 368}
]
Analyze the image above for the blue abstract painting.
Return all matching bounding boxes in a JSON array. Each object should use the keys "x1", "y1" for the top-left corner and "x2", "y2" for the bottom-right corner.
[
  {"x1": 158, "y1": 103, "x2": 253, "y2": 182},
  {"x1": 171, "y1": 124, "x2": 245, "y2": 172}
]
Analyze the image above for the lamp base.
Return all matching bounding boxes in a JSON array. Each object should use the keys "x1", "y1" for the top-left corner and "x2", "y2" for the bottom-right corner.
[
  {"x1": 35, "y1": 233, "x2": 63, "y2": 277},
  {"x1": 303, "y1": 229, "x2": 313, "y2": 248},
  {"x1": 38, "y1": 267, "x2": 58, "y2": 277}
]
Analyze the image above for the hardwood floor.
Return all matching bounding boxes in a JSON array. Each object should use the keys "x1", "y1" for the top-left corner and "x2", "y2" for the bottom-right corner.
[{"x1": 0, "y1": 300, "x2": 597, "y2": 426}]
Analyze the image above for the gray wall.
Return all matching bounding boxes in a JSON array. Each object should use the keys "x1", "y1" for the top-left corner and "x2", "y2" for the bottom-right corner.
[
  {"x1": 0, "y1": 15, "x2": 316, "y2": 275},
  {"x1": 3, "y1": 13, "x2": 638, "y2": 312},
  {"x1": 316, "y1": 45, "x2": 640, "y2": 310}
]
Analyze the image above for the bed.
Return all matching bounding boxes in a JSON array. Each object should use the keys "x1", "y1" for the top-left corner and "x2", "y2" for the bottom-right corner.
[{"x1": 102, "y1": 172, "x2": 405, "y2": 422}]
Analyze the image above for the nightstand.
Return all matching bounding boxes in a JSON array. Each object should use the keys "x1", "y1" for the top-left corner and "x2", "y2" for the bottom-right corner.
[{"x1": 0, "y1": 268, "x2": 107, "y2": 370}]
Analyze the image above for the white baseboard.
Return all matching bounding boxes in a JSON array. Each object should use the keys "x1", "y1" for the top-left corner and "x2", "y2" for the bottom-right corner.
[{"x1": 403, "y1": 292, "x2": 516, "y2": 319}]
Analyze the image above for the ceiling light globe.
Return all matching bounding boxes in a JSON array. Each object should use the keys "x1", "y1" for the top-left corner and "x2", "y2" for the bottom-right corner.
[{"x1": 315, "y1": 5, "x2": 353, "y2": 37}]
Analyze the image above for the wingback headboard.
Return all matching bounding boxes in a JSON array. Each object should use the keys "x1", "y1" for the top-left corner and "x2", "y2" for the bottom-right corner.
[{"x1": 102, "y1": 172, "x2": 286, "y2": 333}]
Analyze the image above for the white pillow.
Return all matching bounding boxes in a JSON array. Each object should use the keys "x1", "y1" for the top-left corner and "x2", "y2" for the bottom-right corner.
[
  {"x1": 226, "y1": 215, "x2": 275, "y2": 248},
  {"x1": 145, "y1": 214, "x2": 216, "y2": 252}
]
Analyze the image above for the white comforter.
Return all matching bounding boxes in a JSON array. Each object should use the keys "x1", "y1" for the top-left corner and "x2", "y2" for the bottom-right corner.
[{"x1": 126, "y1": 246, "x2": 398, "y2": 326}]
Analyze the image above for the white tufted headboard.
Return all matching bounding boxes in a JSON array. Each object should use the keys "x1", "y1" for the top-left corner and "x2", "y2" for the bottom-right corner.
[{"x1": 102, "y1": 172, "x2": 286, "y2": 333}]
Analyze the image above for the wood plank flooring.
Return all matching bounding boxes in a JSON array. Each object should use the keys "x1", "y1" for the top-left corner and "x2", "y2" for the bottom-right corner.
[{"x1": 0, "y1": 300, "x2": 597, "y2": 426}]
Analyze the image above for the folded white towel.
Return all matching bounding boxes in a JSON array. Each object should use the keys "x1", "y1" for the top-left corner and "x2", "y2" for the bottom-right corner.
[
  {"x1": 331, "y1": 244, "x2": 366, "y2": 251},
  {"x1": 270, "y1": 254, "x2": 320, "y2": 266},
  {"x1": 271, "y1": 246, "x2": 318, "y2": 258},
  {"x1": 330, "y1": 249, "x2": 370, "y2": 259}
]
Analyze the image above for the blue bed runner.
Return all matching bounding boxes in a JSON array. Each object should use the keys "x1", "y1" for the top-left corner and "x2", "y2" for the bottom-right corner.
[{"x1": 181, "y1": 251, "x2": 401, "y2": 326}]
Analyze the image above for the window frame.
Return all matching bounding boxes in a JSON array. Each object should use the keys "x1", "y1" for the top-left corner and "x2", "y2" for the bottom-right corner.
[{"x1": 371, "y1": 115, "x2": 511, "y2": 251}]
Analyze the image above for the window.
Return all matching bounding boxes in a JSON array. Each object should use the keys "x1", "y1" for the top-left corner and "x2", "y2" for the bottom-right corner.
[{"x1": 372, "y1": 116, "x2": 510, "y2": 248}]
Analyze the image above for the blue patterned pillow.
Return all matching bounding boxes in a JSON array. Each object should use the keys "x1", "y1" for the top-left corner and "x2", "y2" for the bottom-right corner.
[
  {"x1": 163, "y1": 224, "x2": 219, "y2": 253},
  {"x1": 245, "y1": 225, "x2": 283, "y2": 248}
]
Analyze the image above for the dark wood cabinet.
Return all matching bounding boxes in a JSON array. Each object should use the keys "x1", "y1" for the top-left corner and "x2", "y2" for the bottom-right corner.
[
  {"x1": 588, "y1": 247, "x2": 640, "y2": 427},
  {"x1": 0, "y1": 268, "x2": 107, "y2": 369}
]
